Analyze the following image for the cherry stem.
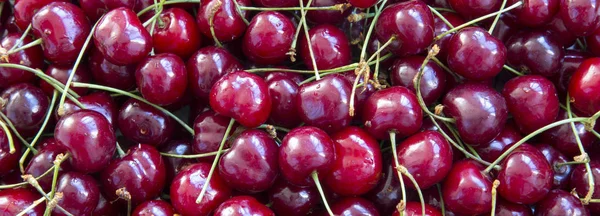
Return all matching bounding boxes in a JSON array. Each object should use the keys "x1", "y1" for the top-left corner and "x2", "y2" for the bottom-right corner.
[
  {"x1": 4, "y1": 38, "x2": 42, "y2": 56},
  {"x1": 286, "y1": 0, "x2": 309, "y2": 62},
  {"x1": 566, "y1": 93, "x2": 595, "y2": 204},
  {"x1": 436, "y1": 184, "x2": 446, "y2": 216},
  {"x1": 587, "y1": 199, "x2": 600, "y2": 203},
  {"x1": 311, "y1": 172, "x2": 334, "y2": 216},
  {"x1": 195, "y1": 118, "x2": 235, "y2": 204},
  {"x1": 591, "y1": 130, "x2": 600, "y2": 140},
  {"x1": 16, "y1": 197, "x2": 45, "y2": 216},
  {"x1": 556, "y1": 160, "x2": 588, "y2": 167},
  {"x1": 0, "y1": 63, "x2": 82, "y2": 101},
  {"x1": 397, "y1": 165, "x2": 426, "y2": 216},
  {"x1": 298, "y1": 0, "x2": 320, "y2": 80},
  {"x1": 0, "y1": 120, "x2": 14, "y2": 154},
  {"x1": 300, "y1": 53, "x2": 394, "y2": 85},
  {"x1": 137, "y1": 0, "x2": 201, "y2": 16},
  {"x1": 429, "y1": 6, "x2": 454, "y2": 30},
  {"x1": 0, "y1": 112, "x2": 37, "y2": 154},
  {"x1": 503, "y1": 65, "x2": 524, "y2": 76},
  {"x1": 209, "y1": 0, "x2": 224, "y2": 48},
  {"x1": 239, "y1": 4, "x2": 347, "y2": 11},
  {"x1": 47, "y1": 153, "x2": 67, "y2": 201},
  {"x1": 490, "y1": 180, "x2": 500, "y2": 216},
  {"x1": 443, "y1": 120, "x2": 483, "y2": 159},
  {"x1": 414, "y1": 45, "x2": 456, "y2": 123},
  {"x1": 360, "y1": 0, "x2": 388, "y2": 61},
  {"x1": 0, "y1": 153, "x2": 69, "y2": 190},
  {"x1": 348, "y1": 69, "x2": 363, "y2": 117},
  {"x1": 389, "y1": 131, "x2": 408, "y2": 216},
  {"x1": 116, "y1": 141, "x2": 126, "y2": 157},
  {"x1": 160, "y1": 148, "x2": 230, "y2": 158},
  {"x1": 6, "y1": 24, "x2": 33, "y2": 54},
  {"x1": 116, "y1": 188, "x2": 132, "y2": 216},
  {"x1": 488, "y1": 0, "x2": 507, "y2": 34},
  {"x1": 434, "y1": 1, "x2": 523, "y2": 40},
  {"x1": 248, "y1": 53, "x2": 393, "y2": 75},
  {"x1": 373, "y1": 41, "x2": 383, "y2": 88},
  {"x1": 43, "y1": 192, "x2": 65, "y2": 216},
  {"x1": 71, "y1": 82, "x2": 194, "y2": 134},
  {"x1": 432, "y1": 7, "x2": 455, "y2": 13},
  {"x1": 576, "y1": 39, "x2": 587, "y2": 51},
  {"x1": 232, "y1": 0, "x2": 250, "y2": 25},
  {"x1": 366, "y1": 36, "x2": 394, "y2": 63},
  {"x1": 431, "y1": 57, "x2": 461, "y2": 81},
  {"x1": 142, "y1": 0, "x2": 166, "y2": 27},
  {"x1": 257, "y1": 124, "x2": 290, "y2": 133},
  {"x1": 21, "y1": 175, "x2": 71, "y2": 216},
  {"x1": 19, "y1": 90, "x2": 58, "y2": 173}
]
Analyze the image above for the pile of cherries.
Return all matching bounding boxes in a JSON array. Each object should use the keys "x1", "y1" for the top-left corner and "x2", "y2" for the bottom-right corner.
[{"x1": 1, "y1": 0, "x2": 600, "y2": 215}]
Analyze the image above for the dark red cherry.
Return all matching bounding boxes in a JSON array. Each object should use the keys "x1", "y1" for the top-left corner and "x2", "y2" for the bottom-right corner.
[
  {"x1": 153, "y1": 8, "x2": 202, "y2": 59},
  {"x1": 14, "y1": 0, "x2": 68, "y2": 30},
  {"x1": 433, "y1": 12, "x2": 465, "y2": 60},
  {"x1": 135, "y1": 53, "x2": 187, "y2": 106},
  {"x1": 506, "y1": 0, "x2": 559, "y2": 27},
  {"x1": 252, "y1": 0, "x2": 296, "y2": 7},
  {"x1": 330, "y1": 197, "x2": 380, "y2": 216},
  {"x1": 0, "y1": 33, "x2": 44, "y2": 89},
  {"x1": 94, "y1": 7, "x2": 152, "y2": 65},
  {"x1": 447, "y1": 0, "x2": 501, "y2": 19},
  {"x1": 160, "y1": 140, "x2": 194, "y2": 185},
  {"x1": 497, "y1": 144, "x2": 553, "y2": 204},
  {"x1": 279, "y1": 126, "x2": 335, "y2": 186},
  {"x1": 170, "y1": 163, "x2": 233, "y2": 216},
  {"x1": 396, "y1": 131, "x2": 453, "y2": 189},
  {"x1": 559, "y1": 0, "x2": 600, "y2": 36},
  {"x1": 348, "y1": 0, "x2": 376, "y2": 8},
  {"x1": 132, "y1": 200, "x2": 176, "y2": 216},
  {"x1": 393, "y1": 202, "x2": 441, "y2": 216},
  {"x1": 24, "y1": 142, "x2": 71, "y2": 191},
  {"x1": 55, "y1": 110, "x2": 116, "y2": 173},
  {"x1": 92, "y1": 192, "x2": 119, "y2": 216},
  {"x1": 0, "y1": 126, "x2": 20, "y2": 176},
  {"x1": 502, "y1": 75, "x2": 559, "y2": 134},
  {"x1": 443, "y1": 83, "x2": 508, "y2": 145},
  {"x1": 587, "y1": 28, "x2": 600, "y2": 56},
  {"x1": 489, "y1": 14, "x2": 523, "y2": 44},
  {"x1": 325, "y1": 127, "x2": 382, "y2": 196},
  {"x1": 192, "y1": 110, "x2": 236, "y2": 162},
  {"x1": 306, "y1": 0, "x2": 349, "y2": 25},
  {"x1": 447, "y1": 27, "x2": 507, "y2": 81},
  {"x1": 339, "y1": 71, "x2": 377, "y2": 120},
  {"x1": 475, "y1": 121, "x2": 522, "y2": 162},
  {"x1": 209, "y1": 71, "x2": 272, "y2": 128},
  {"x1": 535, "y1": 189, "x2": 589, "y2": 216},
  {"x1": 536, "y1": 143, "x2": 573, "y2": 189},
  {"x1": 59, "y1": 92, "x2": 118, "y2": 126},
  {"x1": 442, "y1": 160, "x2": 493, "y2": 215},
  {"x1": 299, "y1": 24, "x2": 351, "y2": 70},
  {"x1": 197, "y1": 0, "x2": 251, "y2": 42},
  {"x1": 54, "y1": 172, "x2": 100, "y2": 216},
  {"x1": 544, "y1": 15, "x2": 578, "y2": 47},
  {"x1": 506, "y1": 30, "x2": 564, "y2": 77},
  {"x1": 569, "y1": 57, "x2": 600, "y2": 115},
  {"x1": 1, "y1": 83, "x2": 50, "y2": 137},
  {"x1": 267, "y1": 77, "x2": 302, "y2": 128},
  {"x1": 362, "y1": 86, "x2": 423, "y2": 140},
  {"x1": 242, "y1": 11, "x2": 295, "y2": 65},
  {"x1": 187, "y1": 46, "x2": 243, "y2": 99},
  {"x1": 89, "y1": 47, "x2": 136, "y2": 90},
  {"x1": 297, "y1": 75, "x2": 352, "y2": 133},
  {"x1": 78, "y1": 0, "x2": 137, "y2": 21},
  {"x1": 0, "y1": 188, "x2": 44, "y2": 215},
  {"x1": 31, "y1": 2, "x2": 91, "y2": 66},
  {"x1": 495, "y1": 198, "x2": 533, "y2": 216},
  {"x1": 264, "y1": 71, "x2": 304, "y2": 84},
  {"x1": 219, "y1": 129, "x2": 279, "y2": 193},
  {"x1": 364, "y1": 156, "x2": 403, "y2": 216},
  {"x1": 118, "y1": 99, "x2": 174, "y2": 147},
  {"x1": 390, "y1": 56, "x2": 447, "y2": 105},
  {"x1": 214, "y1": 196, "x2": 275, "y2": 216},
  {"x1": 40, "y1": 64, "x2": 92, "y2": 96},
  {"x1": 268, "y1": 178, "x2": 319, "y2": 216},
  {"x1": 101, "y1": 144, "x2": 166, "y2": 204},
  {"x1": 542, "y1": 109, "x2": 597, "y2": 157},
  {"x1": 376, "y1": 1, "x2": 434, "y2": 56},
  {"x1": 570, "y1": 161, "x2": 600, "y2": 214},
  {"x1": 552, "y1": 51, "x2": 588, "y2": 99}
]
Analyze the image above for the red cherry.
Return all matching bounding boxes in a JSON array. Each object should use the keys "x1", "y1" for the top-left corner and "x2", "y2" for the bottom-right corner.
[
  {"x1": 495, "y1": 198, "x2": 533, "y2": 215},
  {"x1": 78, "y1": 0, "x2": 137, "y2": 21},
  {"x1": 362, "y1": 86, "x2": 423, "y2": 140},
  {"x1": 506, "y1": 0, "x2": 560, "y2": 27},
  {"x1": 0, "y1": 126, "x2": 20, "y2": 176},
  {"x1": 214, "y1": 196, "x2": 275, "y2": 216},
  {"x1": 1, "y1": 83, "x2": 50, "y2": 137},
  {"x1": 535, "y1": 143, "x2": 573, "y2": 189},
  {"x1": 0, "y1": 188, "x2": 44, "y2": 215},
  {"x1": 40, "y1": 64, "x2": 92, "y2": 96},
  {"x1": 393, "y1": 202, "x2": 441, "y2": 216},
  {"x1": 544, "y1": 15, "x2": 578, "y2": 47},
  {"x1": 152, "y1": 8, "x2": 202, "y2": 59},
  {"x1": 389, "y1": 56, "x2": 447, "y2": 105},
  {"x1": 299, "y1": 24, "x2": 351, "y2": 70},
  {"x1": 297, "y1": 75, "x2": 353, "y2": 133},
  {"x1": 568, "y1": 57, "x2": 600, "y2": 115},
  {"x1": 447, "y1": 27, "x2": 507, "y2": 81},
  {"x1": 559, "y1": 0, "x2": 600, "y2": 36},
  {"x1": 160, "y1": 140, "x2": 194, "y2": 185},
  {"x1": 197, "y1": 0, "x2": 251, "y2": 42},
  {"x1": 0, "y1": 33, "x2": 44, "y2": 89},
  {"x1": 535, "y1": 189, "x2": 589, "y2": 215},
  {"x1": 59, "y1": 92, "x2": 118, "y2": 126},
  {"x1": 442, "y1": 160, "x2": 493, "y2": 215},
  {"x1": 192, "y1": 110, "x2": 236, "y2": 162},
  {"x1": 54, "y1": 172, "x2": 100, "y2": 216},
  {"x1": 92, "y1": 191, "x2": 119, "y2": 216},
  {"x1": 542, "y1": 109, "x2": 598, "y2": 157},
  {"x1": 506, "y1": 30, "x2": 564, "y2": 77},
  {"x1": 267, "y1": 178, "x2": 319, "y2": 216},
  {"x1": 570, "y1": 161, "x2": 600, "y2": 214},
  {"x1": 118, "y1": 99, "x2": 174, "y2": 147},
  {"x1": 330, "y1": 197, "x2": 380, "y2": 216},
  {"x1": 375, "y1": 1, "x2": 434, "y2": 56},
  {"x1": 267, "y1": 77, "x2": 302, "y2": 128},
  {"x1": 252, "y1": 0, "x2": 297, "y2": 7},
  {"x1": 25, "y1": 141, "x2": 71, "y2": 191},
  {"x1": 306, "y1": 0, "x2": 350, "y2": 25},
  {"x1": 474, "y1": 121, "x2": 522, "y2": 162},
  {"x1": 14, "y1": 0, "x2": 68, "y2": 30},
  {"x1": 135, "y1": 53, "x2": 188, "y2": 106},
  {"x1": 432, "y1": 11, "x2": 466, "y2": 61},
  {"x1": 242, "y1": 11, "x2": 295, "y2": 65},
  {"x1": 447, "y1": 0, "x2": 501, "y2": 19},
  {"x1": 396, "y1": 131, "x2": 453, "y2": 189},
  {"x1": 187, "y1": 46, "x2": 244, "y2": 100},
  {"x1": 132, "y1": 200, "x2": 176, "y2": 216},
  {"x1": 88, "y1": 47, "x2": 137, "y2": 90}
]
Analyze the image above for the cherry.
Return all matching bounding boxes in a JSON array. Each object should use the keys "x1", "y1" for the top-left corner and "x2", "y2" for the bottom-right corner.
[
  {"x1": 209, "y1": 71, "x2": 272, "y2": 128},
  {"x1": 339, "y1": 71, "x2": 377, "y2": 120},
  {"x1": 187, "y1": 46, "x2": 244, "y2": 100},
  {"x1": 93, "y1": 192, "x2": 119, "y2": 216},
  {"x1": 588, "y1": 28, "x2": 600, "y2": 56},
  {"x1": 299, "y1": 24, "x2": 351, "y2": 70},
  {"x1": 152, "y1": 8, "x2": 202, "y2": 59},
  {"x1": 0, "y1": 33, "x2": 44, "y2": 89},
  {"x1": 0, "y1": 188, "x2": 44, "y2": 215},
  {"x1": 535, "y1": 189, "x2": 589, "y2": 216},
  {"x1": 268, "y1": 178, "x2": 319, "y2": 216},
  {"x1": 375, "y1": 0, "x2": 434, "y2": 56},
  {"x1": 506, "y1": 0, "x2": 559, "y2": 27},
  {"x1": 252, "y1": 0, "x2": 296, "y2": 7},
  {"x1": 443, "y1": 83, "x2": 508, "y2": 145},
  {"x1": 325, "y1": 127, "x2": 382, "y2": 195},
  {"x1": 55, "y1": 110, "x2": 116, "y2": 173},
  {"x1": 396, "y1": 131, "x2": 453, "y2": 189},
  {"x1": 94, "y1": 7, "x2": 152, "y2": 66},
  {"x1": 54, "y1": 172, "x2": 100, "y2": 216},
  {"x1": 213, "y1": 196, "x2": 274, "y2": 215},
  {"x1": 118, "y1": 98, "x2": 174, "y2": 147},
  {"x1": 544, "y1": 15, "x2": 578, "y2": 47},
  {"x1": 489, "y1": 14, "x2": 523, "y2": 43},
  {"x1": 570, "y1": 161, "x2": 600, "y2": 214},
  {"x1": 132, "y1": 200, "x2": 176, "y2": 216},
  {"x1": 297, "y1": 75, "x2": 352, "y2": 133},
  {"x1": 362, "y1": 86, "x2": 423, "y2": 140},
  {"x1": 278, "y1": 126, "x2": 335, "y2": 186},
  {"x1": 40, "y1": 64, "x2": 92, "y2": 96},
  {"x1": 389, "y1": 56, "x2": 447, "y2": 105},
  {"x1": 13, "y1": 0, "x2": 68, "y2": 30},
  {"x1": 442, "y1": 160, "x2": 493, "y2": 215},
  {"x1": 219, "y1": 129, "x2": 279, "y2": 193},
  {"x1": 506, "y1": 30, "x2": 564, "y2": 77},
  {"x1": 88, "y1": 47, "x2": 136, "y2": 90},
  {"x1": 348, "y1": 0, "x2": 376, "y2": 8},
  {"x1": 170, "y1": 163, "x2": 233, "y2": 216},
  {"x1": 330, "y1": 197, "x2": 380, "y2": 216},
  {"x1": 447, "y1": 0, "x2": 501, "y2": 19},
  {"x1": 192, "y1": 110, "x2": 236, "y2": 162},
  {"x1": 24, "y1": 141, "x2": 71, "y2": 191},
  {"x1": 433, "y1": 12, "x2": 465, "y2": 60},
  {"x1": 267, "y1": 77, "x2": 302, "y2": 128},
  {"x1": 160, "y1": 140, "x2": 195, "y2": 185},
  {"x1": 536, "y1": 143, "x2": 573, "y2": 190},
  {"x1": 446, "y1": 27, "x2": 507, "y2": 81},
  {"x1": 78, "y1": 0, "x2": 137, "y2": 21},
  {"x1": 197, "y1": 0, "x2": 251, "y2": 43},
  {"x1": 0, "y1": 126, "x2": 20, "y2": 176},
  {"x1": 59, "y1": 92, "x2": 118, "y2": 126},
  {"x1": 559, "y1": 0, "x2": 600, "y2": 36},
  {"x1": 393, "y1": 202, "x2": 441, "y2": 216},
  {"x1": 264, "y1": 71, "x2": 304, "y2": 84},
  {"x1": 553, "y1": 50, "x2": 588, "y2": 99},
  {"x1": 135, "y1": 53, "x2": 188, "y2": 106},
  {"x1": 495, "y1": 198, "x2": 533, "y2": 216},
  {"x1": 306, "y1": 0, "x2": 349, "y2": 25},
  {"x1": 569, "y1": 57, "x2": 600, "y2": 115},
  {"x1": 542, "y1": 109, "x2": 597, "y2": 157},
  {"x1": 1, "y1": 83, "x2": 50, "y2": 137},
  {"x1": 242, "y1": 11, "x2": 295, "y2": 65},
  {"x1": 474, "y1": 121, "x2": 522, "y2": 162},
  {"x1": 364, "y1": 156, "x2": 403, "y2": 216}
]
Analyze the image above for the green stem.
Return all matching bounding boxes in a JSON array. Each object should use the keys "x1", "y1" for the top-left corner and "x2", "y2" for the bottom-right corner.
[
  {"x1": 0, "y1": 112, "x2": 37, "y2": 154},
  {"x1": 239, "y1": 4, "x2": 344, "y2": 11},
  {"x1": 299, "y1": 0, "x2": 320, "y2": 80},
  {"x1": 428, "y1": 6, "x2": 454, "y2": 29},
  {"x1": 398, "y1": 165, "x2": 425, "y2": 216},
  {"x1": 0, "y1": 63, "x2": 81, "y2": 99},
  {"x1": 6, "y1": 24, "x2": 32, "y2": 53},
  {"x1": 0, "y1": 120, "x2": 14, "y2": 154},
  {"x1": 16, "y1": 197, "x2": 45, "y2": 216},
  {"x1": 19, "y1": 90, "x2": 58, "y2": 173},
  {"x1": 414, "y1": 47, "x2": 456, "y2": 123},
  {"x1": 567, "y1": 94, "x2": 595, "y2": 203},
  {"x1": 5, "y1": 38, "x2": 42, "y2": 55},
  {"x1": 360, "y1": 0, "x2": 388, "y2": 60},
  {"x1": 116, "y1": 141, "x2": 126, "y2": 157},
  {"x1": 209, "y1": 0, "x2": 224, "y2": 47},
  {"x1": 300, "y1": 53, "x2": 393, "y2": 85},
  {"x1": 232, "y1": 0, "x2": 250, "y2": 25},
  {"x1": 312, "y1": 172, "x2": 334, "y2": 216},
  {"x1": 137, "y1": 0, "x2": 201, "y2": 16},
  {"x1": 390, "y1": 131, "x2": 407, "y2": 216},
  {"x1": 488, "y1": 0, "x2": 507, "y2": 34},
  {"x1": 436, "y1": 184, "x2": 446, "y2": 216},
  {"x1": 556, "y1": 160, "x2": 588, "y2": 167},
  {"x1": 160, "y1": 149, "x2": 230, "y2": 158},
  {"x1": 503, "y1": 65, "x2": 524, "y2": 76}
]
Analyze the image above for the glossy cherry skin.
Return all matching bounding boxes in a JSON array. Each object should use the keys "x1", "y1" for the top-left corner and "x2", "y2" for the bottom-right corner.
[
  {"x1": 170, "y1": 163, "x2": 233, "y2": 216},
  {"x1": 187, "y1": 46, "x2": 243, "y2": 99},
  {"x1": 364, "y1": 156, "x2": 403, "y2": 216},
  {"x1": 396, "y1": 131, "x2": 453, "y2": 189},
  {"x1": 160, "y1": 140, "x2": 194, "y2": 185},
  {"x1": 375, "y1": 1, "x2": 434, "y2": 56},
  {"x1": 447, "y1": 0, "x2": 501, "y2": 19},
  {"x1": 535, "y1": 189, "x2": 589, "y2": 216},
  {"x1": 0, "y1": 188, "x2": 44, "y2": 215},
  {"x1": 55, "y1": 110, "x2": 116, "y2": 173},
  {"x1": 0, "y1": 33, "x2": 44, "y2": 89},
  {"x1": 507, "y1": 0, "x2": 559, "y2": 27},
  {"x1": 135, "y1": 53, "x2": 188, "y2": 106},
  {"x1": 569, "y1": 57, "x2": 600, "y2": 115},
  {"x1": 443, "y1": 83, "x2": 508, "y2": 145},
  {"x1": 1, "y1": 83, "x2": 50, "y2": 137},
  {"x1": 559, "y1": 0, "x2": 600, "y2": 36},
  {"x1": 101, "y1": 144, "x2": 166, "y2": 205},
  {"x1": 325, "y1": 127, "x2": 382, "y2": 196},
  {"x1": 506, "y1": 30, "x2": 563, "y2": 77},
  {"x1": 571, "y1": 161, "x2": 600, "y2": 214},
  {"x1": 219, "y1": 129, "x2": 279, "y2": 193},
  {"x1": 209, "y1": 71, "x2": 272, "y2": 128},
  {"x1": 213, "y1": 196, "x2": 274, "y2": 215},
  {"x1": 24, "y1": 142, "x2": 71, "y2": 191},
  {"x1": 390, "y1": 56, "x2": 447, "y2": 105},
  {"x1": 536, "y1": 144, "x2": 573, "y2": 189},
  {"x1": 0, "y1": 127, "x2": 20, "y2": 176},
  {"x1": 544, "y1": 15, "x2": 578, "y2": 47},
  {"x1": 78, "y1": 0, "x2": 137, "y2": 21},
  {"x1": 306, "y1": 0, "x2": 349, "y2": 25},
  {"x1": 242, "y1": 11, "x2": 295, "y2": 65},
  {"x1": 542, "y1": 109, "x2": 597, "y2": 157},
  {"x1": 475, "y1": 121, "x2": 522, "y2": 162},
  {"x1": 153, "y1": 8, "x2": 202, "y2": 59},
  {"x1": 297, "y1": 75, "x2": 352, "y2": 133},
  {"x1": 433, "y1": 12, "x2": 465, "y2": 61},
  {"x1": 447, "y1": 27, "x2": 507, "y2": 81},
  {"x1": 54, "y1": 172, "x2": 100, "y2": 216},
  {"x1": 393, "y1": 202, "x2": 441, "y2": 216},
  {"x1": 587, "y1": 28, "x2": 600, "y2": 56},
  {"x1": 118, "y1": 99, "x2": 174, "y2": 146},
  {"x1": 442, "y1": 160, "x2": 493, "y2": 215},
  {"x1": 502, "y1": 75, "x2": 559, "y2": 134},
  {"x1": 59, "y1": 92, "x2": 118, "y2": 126},
  {"x1": 552, "y1": 50, "x2": 588, "y2": 100},
  {"x1": 88, "y1": 47, "x2": 136, "y2": 90},
  {"x1": 14, "y1": 0, "x2": 69, "y2": 30},
  {"x1": 279, "y1": 126, "x2": 335, "y2": 186},
  {"x1": 330, "y1": 197, "x2": 380, "y2": 216},
  {"x1": 192, "y1": 110, "x2": 236, "y2": 162},
  {"x1": 40, "y1": 64, "x2": 92, "y2": 96},
  {"x1": 299, "y1": 24, "x2": 351, "y2": 70},
  {"x1": 132, "y1": 200, "x2": 176, "y2": 216},
  {"x1": 197, "y1": 0, "x2": 251, "y2": 42},
  {"x1": 268, "y1": 178, "x2": 319, "y2": 216},
  {"x1": 495, "y1": 199, "x2": 533, "y2": 216},
  {"x1": 94, "y1": 7, "x2": 152, "y2": 66},
  {"x1": 267, "y1": 77, "x2": 302, "y2": 128},
  {"x1": 362, "y1": 86, "x2": 423, "y2": 140},
  {"x1": 252, "y1": 0, "x2": 296, "y2": 7}
]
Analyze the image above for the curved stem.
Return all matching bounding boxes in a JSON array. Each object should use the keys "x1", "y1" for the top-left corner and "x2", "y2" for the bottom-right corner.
[
  {"x1": 490, "y1": 180, "x2": 500, "y2": 216},
  {"x1": 6, "y1": 24, "x2": 32, "y2": 54},
  {"x1": 503, "y1": 65, "x2": 524, "y2": 76},
  {"x1": 19, "y1": 90, "x2": 58, "y2": 173},
  {"x1": 116, "y1": 141, "x2": 126, "y2": 157},
  {"x1": 300, "y1": 53, "x2": 394, "y2": 85},
  {"x1": 5, "y1": 38, "x2": 42, "y2": 56},
  {"x1": 312, "y1": 172, "x2": 334, "y2": 216},
  {"x1": 431, "y1": 57, "x2": 461, "y2": 81},
  {"x1": 414, "y1": 46, "x2": 456, "y2": 123},
  {"x1": 390, "y1": 131, "x2": 408, "y2": 216},
  {"x1": 488, "y1": 0, "x2": 507, "y2": 34},
  {"x1": 209, "y1": 0, "x2": 224, "y2": 47},
  {"x1": 137, "y1": 0, "x2": 202, "y2": 16},
  {"x1": 567, "y1": 94, "x2": 595, "y2": 204},
  {"x1": 232, "y1": 0, "x2": 250, "y2": 25},
  {"x1": 160, "y1": 149, "x2": 230, "y2": 158},
  {"x1": 0, "y1": 63, "x2": 81, "y2": 99},
  {"x1": 299, "y1": 0, "x2": 320, "y2": 80},
  {"x1": 0, "y1": 112, "x2": 37, "y2": 154},
  {"x1": 239, "y1": 5, "x2": 346, "y2": 11},
  {"x1": 0, "y1": 120, "x2": 13, "y2": 154},
  {"x1": 360, "y1": 0, "x2": 388, "y2": 61},
  {"x1": 428, "y1": 6, "x2": 454, "y2": 29},
  {"x1": 397, "y1": 165, "x2": 425, "y2": 216},
  {"x1": 436, "y1": 184, "x2": 446, "y2": 216}
]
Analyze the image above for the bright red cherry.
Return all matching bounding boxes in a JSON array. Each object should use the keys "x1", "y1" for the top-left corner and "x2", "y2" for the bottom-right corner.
[
  {"x1": 135, "y1": 53, "x2": 188, "y2": 106},
  {"x1": 0, "y1": 188, "x2": 44, "y2": 215},
  {"x1": 433, "y1": 12, "x2": 465, "y2": 60},
  {"x1": 25, "y1": 141, "x2": 71, "y2": 191},
  {"x1": 214, "y1": 196, "x2": 275, "y2": 216},
  {"x1": 118, "y1": 99, "x2": 174, "y2": 147},
  {"x1": 88, "y1": 47, "x2": 137, "y2": 90},
  {"x1": 506, "y1": 30, "x2": 563, "y2": 77},
  {"x1": 442, "y1": 160, "x2": 493, "y2": 215},
  {"x1": 396, "y1": 131, "x2": 453, "y2": 189},
  {"x1": 192, "y1": 110, "x2": 236, "y2": 162},
  {"x1": 569, "y1": 57, "x2": 600, "y2": 115},
  {"x1": 54, "y1": 172, "x2": 100, "y2": 216},
  {"x1": 14, "y1": 0, "x2": 69, "y2": 30},
  {"x1": 447, "y1": 27, "x2": 507, "y2": 81},
  {"x1": 330, "y1": 197, "x2": 380, "y2": 216},
  {"x1": 559, "y1": 0, "x2": 600, "y2": 36},
  {"x1": 375, "y1": 0, "x2": 434, "y2": 56},
  {"x1": 297, "y1": 75, "x2": 352, "y2": 133},
  {"x1": 197, "y1": 0, "x2": 251, "y2": 42},
  {"x1": 362, "y1": 86, "x2": 423, "y2": 140},
  {"x1": 267, "y1": 178, "x2": 319, "y2": 216},
  {"x1": 535, "y1": 189, "x2": 589, "y2": 216},
  {"x1": 393, "y1": 202, "x2": 441, "y2": 216},
  {"x1": 506, "y1": 0, "x2": 560, "y2": 27},
  {"x1": 267, "y1": 77, "x2": 302, "y2": 128},
  {"x1": 1, "y1": 83, "x2": 50, "y2": 137},
  {"x1": 59, "y1": 92, "x2": 118, "y2": 126},
  {"x1": 187, "y1": 46, "x2": 243, "y2": 100},
  {"x1": 0, "y1": 33, "x2": 44, "y2": 89},
  {"x1": 242, "y1": 11, "x2": 295, "y2": 65},
  {"x1": 299, "y1": 24, "x2": 351, "y2": 70},
  {"x1": 389, "y1": 56, "x2": 447, "y2": 105},
  {"x1": 447, "y1": 0, "x2": 501, "y2": 19},
  {"x1": 152, "y1": 8, "x2": 202, "y2": 59},
  {"x1": 132, "y1": 200, "x2": 176, "y2": 216},
  {"x1": 40, "y1": 64, "x2": 92, "y2": 96}
]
